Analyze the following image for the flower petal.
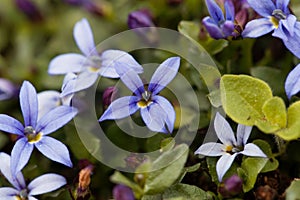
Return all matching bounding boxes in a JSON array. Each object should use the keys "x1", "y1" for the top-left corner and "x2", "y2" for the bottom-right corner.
[
  {"x1": 242, "y1": 143, "x2": 267, "y2": 157},
  {"x1": 100, "y1": 50, "x2": 143, "y2": 78},
  {"x1": 0, "y1": 152, "x2": 26, "y2": 190},
  {"x1": 48, "y1": 53, "x2": 87, "y2": 75},
  {"x1": 153, "y1": 95, "x2": 175, "y2": 133},
  {"x1": 0, "y1": 188, "x2": 19, "y2": 199},
  {"x1": 115, "y1": 63, "x2": 145, "y2": 97},
  {"x1": 35, "y1": 136, "x2": 73, "y2": 167},
  {"x1": 36, "y1": 106, "x2": 77, "y2": 135},
  {"x1": 11, "y1": 137, "x2": 34, "y2": 175},
  {"x1": 148, "y1": 57, "x2": 180, "y2": 95},
  {"x1": 280, "y1": 22, "x2": 300, "y2": 59},
  {"x1": 276, "y1": 0, "x2": 290, "y2": 14},
  {"x1": 99, "y1": 96, "x2": 140, "y2": 121},
  {"x1": 73, "y1": 18, "x2": 96, "y2": 56},
  {"x1": 214, "y1": 112, "x2": 237, "y2": 146},
  {"x1": 28, "y1": 173, "x2": 66, "y2": 195},
  {"x1": 140, "y1": 103, "x2": 167, "y2": 133},
  {"x1": 20, "y1": 81, "x2": 38, "y2": 127},
  {"x1": 236, "y1": 124, "x2": 252, "y2": 146},
  {"x1": 195, "y1": 142, "x2": 225, "y2": 156},
  {"x1": 0, "y1": 114, "x2": 24, "y2": 135},
  {"x1": 247, "y1": 0, "x2": 275, "y2": 17},
  {"x1": 202, "y1": 17, "x2": 224, "y2": 39},
  {"x1": 216, "y1": 153, "x2": 237, "y2": 181},
  {"x1": 205, "y1": 0, "x2": 224, "y2": 23},
  {"x1": 221, "y1": 20, "x2": 235, "y2": 38},
  {"x1": 242, "y1": 18, "x2": 274, "y2": 38},
  {"x1": 285, "y1": 63, "x2": 300, "y2": 99},
  {"x1": 37, "y1": 90, "x2": 61, "y2": 120},
  {"x1": 60, "y1": 71, "x2": 98, "y2": 96},
  {"x1": 225, "y1": 0, "x2": 235, "y2": 21}
]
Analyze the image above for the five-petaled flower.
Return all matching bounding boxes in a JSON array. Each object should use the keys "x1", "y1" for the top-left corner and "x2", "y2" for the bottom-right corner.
[
  {"x1": 0, "y1": 81, "x2": 77, "y2": 175},
  {"x1": 195, "y1": 112, "x2": 267, "y2": 181},
  {"x1": 202, "y1": 0, "x2": 237, "y2": 39},
  {"x1": 0, "y1": 152, "x2": 66, "y2": 200},
  {"x1": 48, "y1": 18, "x2": 143, "y2": 96},
  {"x1": 242, "y1": 0, "x2": 300, "y2": 58},
  {"x1": 99, "y1": 57, "x2": 180, "y2": 133}
]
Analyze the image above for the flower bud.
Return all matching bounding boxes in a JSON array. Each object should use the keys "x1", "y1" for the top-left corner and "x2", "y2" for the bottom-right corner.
[
  {"x1": 127, "y1": 9, "x2": 154, "y2": 29},
  {"x1": 113, "y1": 185, "x2": 135, "y2": 200},
  {"x1": 218, "y1": 174, "x2": 243, "y2": 197},
  {"x1": 102, "y1": 86, "x2": 118, "y2": 110},
  {"x1": 0, "y1": 79, "x2": 19, "y2": 101},
  {"x1": 15, "y1": 0, "x2": 43, "y2": 22}
]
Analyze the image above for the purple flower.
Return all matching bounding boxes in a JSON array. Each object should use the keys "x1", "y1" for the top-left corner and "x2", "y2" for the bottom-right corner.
[
  {"x1": 285, "y1": 63, "x2": 300, "y2": 99},
  {"x1": 195, "y1": 112, "x2": 267, "y2": 181},
  {"x1": 202, "y1": 0, "x2": 237, "y2": 39},
  {"x1": 0, "y1": 78, "x2": 18, "y2": 101},
  {"x1": 242, "y1": 0, "x2": 300, "y2": 58},
  {"x1": 99, "y1": 57, "x2": 180, "y2": 133},
  {"x1": 48, "y1": 18, "x2": 143, "y2": 96},
  {"x1": 113, "y1": 185, "x2": 135, "y2": 200},
  {"x1": 0, "y1": 81, "x2": 77, "y2": 175},
  {"x1": 37, "y1": 73, "x2": 76, "y2": 119},
  {"x1": 0, "y1": 152, "x2": 66, "y2": 200}
]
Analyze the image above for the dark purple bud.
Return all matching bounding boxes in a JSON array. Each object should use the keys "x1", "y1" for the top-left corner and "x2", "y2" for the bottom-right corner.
[
  {"x1": 83, "y1": 1, "x2": 104, "y2": 16},
  {"x1": 218, "y1": 174, "x2": 243, "y2": 197},
  {"x1": 15, "y1": 0, "x2": 43, "y2": 22},
  {"x1": 102, "y1": 86, "x2": 118, "y2": 110},
  {"x1": 128, "y1": 9, "x2": 154, "y2": 29},
  {"x1": 113, "y1": 185, "x2": 135, "y2": 200},
  {"x1": 0, "y1": 79, "x2": 19, "y2": 100}
]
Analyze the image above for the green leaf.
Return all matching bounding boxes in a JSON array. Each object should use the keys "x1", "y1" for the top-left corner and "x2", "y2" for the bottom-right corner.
[
  {"x1": 143, "y1": 144, "x2": 189, "y2": 195},
  {"x1": 178, "y1": 21, "x2": 200, "y2": 42},
  {"x1": 206, "y1": 157, "x2": 219, "y2": 184},
  {"x1": 239, "y1": 157, "x2": 268, "y2": 192},
  {"x1": 162, "y1": 184, "x2": 210, "y2": 200},
  {"x1": 252, "y1": 140, "x2": 279, "y2": 173},
  {"x1": 160, "y1": 137, "x2": 176, "y2": 152},
  {"x1": 285, "y1": 179, "x2": 300, "y2": 200},
  {"x1": 276, "y1": 101, "x2": 300, "y2": 141},
  {"x1": 208, "y1": 89, "x2": 222, "y2": 108},
  {"x1": 220, "y1": 75, "x2": 273, "y2": 126},
  {"x1": 255, "y1": 97, "x2": 287, "y2": 133},
  {"x1": 110, "y1": 171, "x2": 144, "y2": 198}
]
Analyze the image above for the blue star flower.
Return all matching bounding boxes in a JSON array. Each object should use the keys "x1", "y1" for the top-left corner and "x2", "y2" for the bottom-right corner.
[
  {"x1": 99, "y1": 57, "x2": 180, "y2": 133},
  {"x1": 0, "y1": 81, "x2": 77, "y2": 175},
  {"x1": 0, "y1": 152, "x2": 66, "y2": 200},
  {"x1": 242, "y1": 0, "x2": 300, "y2": 58},
  {"x1": 202, "y1": 0, "x2": 236, "y2": 39},
  {"x1": 195, "y1": 112, "x2": 267, "y2": 181},
  {"x1": 48, "y1": 18, "x2": 143, "y2": 96}
]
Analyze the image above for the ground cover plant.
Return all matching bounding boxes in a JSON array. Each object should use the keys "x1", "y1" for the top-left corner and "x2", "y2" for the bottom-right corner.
[{"x1": 1, "y1": 0, "x2": 300, "y2": 199}]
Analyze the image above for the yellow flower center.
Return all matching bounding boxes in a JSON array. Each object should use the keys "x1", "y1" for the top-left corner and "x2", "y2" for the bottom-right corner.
[
  {"x1": 270, "y1": 16, "x2": 279, "y2": 29},
  {"x1": 24, "y1": 126, "x2": 42, "y2": 143},
  {"x1": 137, "y1": 91, "x2": 153, "y2": 108},
  {"x1": 225, "y1": 145, "x2": 233, "y2": 153}
]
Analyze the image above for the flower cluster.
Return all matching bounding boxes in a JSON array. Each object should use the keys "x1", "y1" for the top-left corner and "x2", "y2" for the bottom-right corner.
[{"x1": 0, "y1": 17, "x2": 179, "y2": 199}]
